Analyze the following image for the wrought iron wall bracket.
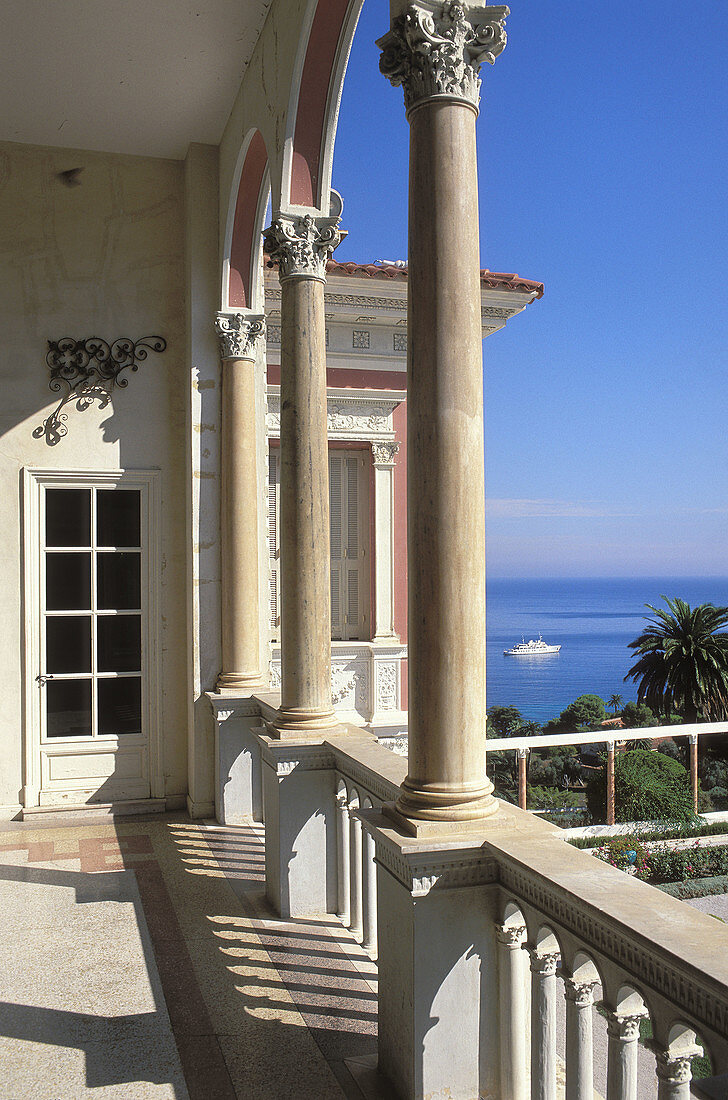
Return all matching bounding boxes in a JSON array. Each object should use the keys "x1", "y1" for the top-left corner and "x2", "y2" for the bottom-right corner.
[{"x1": 33, "y1": 336, "x2": 167, "y2": 445}]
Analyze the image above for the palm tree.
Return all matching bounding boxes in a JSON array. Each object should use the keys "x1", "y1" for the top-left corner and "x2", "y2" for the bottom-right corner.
[
  {"x1": 608, "y1": 693, "x2": 623, "y2": 716},
  {"x1": 624, "y1": 597, "x2": 728, "y2": 723}
]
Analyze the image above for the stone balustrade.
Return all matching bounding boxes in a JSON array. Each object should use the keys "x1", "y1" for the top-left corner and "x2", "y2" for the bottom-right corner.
[{"x1": 212, "y1": 697, "x2": 728, "y2": 1096}]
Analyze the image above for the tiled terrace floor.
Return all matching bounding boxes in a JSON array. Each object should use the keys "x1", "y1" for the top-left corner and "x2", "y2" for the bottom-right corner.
[{"x1": 0, "y1": 814, "x2": 379, "y2": 1100}]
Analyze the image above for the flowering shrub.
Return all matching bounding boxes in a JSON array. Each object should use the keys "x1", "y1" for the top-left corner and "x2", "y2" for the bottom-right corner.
[{"x1": 593, "y1": 835, "x2": 651, "y2": 880}]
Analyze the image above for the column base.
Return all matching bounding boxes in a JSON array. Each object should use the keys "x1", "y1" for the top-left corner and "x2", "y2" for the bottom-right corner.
[
  {"x1": 216, "y1": 671, "x2": 268, "y2": 694},
  {"x1": 388, "y1": 777, "x2": 499, "y2": 837},
  {"x1": 265, "y1": 704, "x2": 343, "y2": 740}
]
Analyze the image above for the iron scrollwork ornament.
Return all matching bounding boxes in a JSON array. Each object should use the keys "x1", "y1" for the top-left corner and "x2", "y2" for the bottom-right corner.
[{"x1": 33, "y1": 336, "x2": 167, "y2": 445}]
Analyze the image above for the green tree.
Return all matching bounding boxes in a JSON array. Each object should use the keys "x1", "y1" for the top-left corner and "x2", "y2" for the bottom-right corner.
[
  {"x1": 624, "y1": 597, "x2": 728, "y2": 723},
  {"x1": 486, "y1": 706, "x2": 523, "y2": 738},
  {"x1": 621, "y1": 701, "x2": 657, "y2": 728},
  {"x1": 608, "y1": 693, "x2": 624, "y2": 715},
  {"x1": 544, "y1": 694, "x2": 607, "y2": 734},
  {"x1": 586, "y1": 748, "x2": 696, "y2": 825}
]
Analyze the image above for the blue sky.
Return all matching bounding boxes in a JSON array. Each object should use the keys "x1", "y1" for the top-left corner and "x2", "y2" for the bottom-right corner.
[{"x1": 332, "y1": 0, "x2": 728, "y2": 578}]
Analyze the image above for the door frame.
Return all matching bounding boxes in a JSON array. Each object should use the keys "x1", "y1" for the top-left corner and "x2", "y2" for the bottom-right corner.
[{"x1": 22, "y1": 467, "x2": 162, "y2": 807}]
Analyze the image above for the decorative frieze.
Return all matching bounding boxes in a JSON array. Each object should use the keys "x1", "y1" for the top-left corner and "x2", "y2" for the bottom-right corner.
[
  {"x1": 214, "y1": 313, "x2": 266, "y2": 360},
  {"x1": 268, "y1": 326, "x2": 282, "y2": 346},
  {"x1": 266, "y1": 390, "x2": 403, "y2": 440},
  {"x1": 353, "y1": 329, "x2": 371, "y2": 349},
  {"x1": 378, "y1": 2, "x2": 509, "y2": 115},
  {"x1": 393, "y1": 332, "x2": 408, "y2": 351},
  {"x1": 263, "y1": 213, "x2": 342, "y2": 283}
]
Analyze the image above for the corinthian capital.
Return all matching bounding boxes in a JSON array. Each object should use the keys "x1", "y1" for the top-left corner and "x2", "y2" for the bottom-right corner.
[
  {"x1": 377, "y1": 1, "x2": 508, "y2": 115},
  {"x1": 215, "y1": 313, "x2": 265, "y2": 360},
  {"x1": 263, "y1": 213, "x2": 342, "y2": 283}
]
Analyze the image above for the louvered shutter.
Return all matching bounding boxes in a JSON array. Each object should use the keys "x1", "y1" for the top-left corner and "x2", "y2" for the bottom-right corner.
[
  {"x1": 345, "y1": 457, "x2": 363, "y2": 639},
  {"x1": 329, "y1": 455, "x2": 344, "y2": 638},
  {"x1": 268, "y1": 450, "x2": 280, "y2": 639}
]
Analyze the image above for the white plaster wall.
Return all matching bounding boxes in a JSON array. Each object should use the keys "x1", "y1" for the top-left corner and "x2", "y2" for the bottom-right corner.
[{"x1": 0, "y1": 140, "x2": 188, "y2": 812}]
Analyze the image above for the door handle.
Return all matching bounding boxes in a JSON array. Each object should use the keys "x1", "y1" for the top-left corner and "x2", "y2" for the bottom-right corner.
[{"x1": 35, "y1": 674, "x2": 54, "y2": 685}]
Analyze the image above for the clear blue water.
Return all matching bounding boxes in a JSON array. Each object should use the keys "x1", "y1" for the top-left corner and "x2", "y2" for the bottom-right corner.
[{"x1": 486, "y1": 577, "x2": 728, "y2": 724}]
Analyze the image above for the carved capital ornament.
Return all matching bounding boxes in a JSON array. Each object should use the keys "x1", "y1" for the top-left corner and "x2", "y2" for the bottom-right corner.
[
  {"x1": 377, "y1": 1, "x2": 509, "y2": 115},
  {"x1": 263, "y1": 213, "x2": 342, "y2": 283},
  {"x1": 215, "y1": 313, "x2": 266, "y2": 360}
]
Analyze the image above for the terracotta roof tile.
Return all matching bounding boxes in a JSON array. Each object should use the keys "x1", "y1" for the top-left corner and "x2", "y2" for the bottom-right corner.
[{"x1": 324, "y1": 259, "x2": 544, "y2": 298}]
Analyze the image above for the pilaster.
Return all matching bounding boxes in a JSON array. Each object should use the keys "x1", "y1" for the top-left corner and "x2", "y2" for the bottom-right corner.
[{"x1": 372, "y1": 440, "x2": 400, "y2": 641}]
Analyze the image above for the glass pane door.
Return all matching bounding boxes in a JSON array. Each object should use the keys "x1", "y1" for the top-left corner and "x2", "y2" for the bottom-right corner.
[{"x1": 42, "y1": 486, "x2": 143, "y2": 740}]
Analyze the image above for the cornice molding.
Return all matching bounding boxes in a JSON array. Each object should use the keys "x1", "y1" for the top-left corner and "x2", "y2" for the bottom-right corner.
[{"x1": 377, "y1": 2, "x2": 508, "y2": 115}]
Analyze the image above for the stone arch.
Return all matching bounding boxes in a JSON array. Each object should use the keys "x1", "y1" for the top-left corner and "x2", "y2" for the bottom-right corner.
[
  {"x1": 282, "y1": 0, "x2": 364, "y2": 211},
  {"x1": 348, "y1": 785, "x2": 360, "y2": 810},
  {"x1": 501, "y1": 898, "x2": 527, "y2": 930},
  {"x1": 664, "y1": 1020, "x2": 712, "y2": 1075},
  {"x1": 533, "y1": 923, "x2": 562, "y2": 959},
  {"x1": 566, "y1": 948, "x2": 603, "y2": 990},
  {"x1": 362, "y1": 794, "x2": 373, "y2": 809},
  {"x1": 336, "y1": 776, "x2": 349, "y2": 803},
  {"x1": 222, "y1": 128, "x2": 270, "y2": 311}
]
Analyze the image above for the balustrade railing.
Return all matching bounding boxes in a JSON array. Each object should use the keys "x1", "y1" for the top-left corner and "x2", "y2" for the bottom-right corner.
[{"x1": 243, "y1": 708, "x2": 728, "y2": 1097}]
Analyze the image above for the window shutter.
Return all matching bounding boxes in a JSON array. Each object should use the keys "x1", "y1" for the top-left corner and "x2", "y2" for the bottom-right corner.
[
  {"x1": 329, "y1": 455, "x2": 344, "y2": 638},
  {"x1": 268, "y1": 451, "x2": 280, "y2": 638}
]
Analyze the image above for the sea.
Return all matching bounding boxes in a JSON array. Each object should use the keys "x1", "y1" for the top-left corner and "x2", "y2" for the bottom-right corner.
[{"x1": 486, "y1": 577, "x2": 728, "y2": 726}]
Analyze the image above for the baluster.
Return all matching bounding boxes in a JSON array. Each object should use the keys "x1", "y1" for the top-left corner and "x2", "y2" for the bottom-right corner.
[
  {"x1": 361, "y1": 826, "x2": 377, "y2": 956},
  {"x1": 606, "y1": 1012, "x2": 644, "y2": 1100},
  {"x1": 349, "y1": 806, "x2": 363, "y2": 937},
  {"x1": 529, "y1": 950, "x2": 560, "y2": 1100},
  {"x1": 336, "y1": 788, "x2": 350, "y2": 925},
  {"x1": 563, "y1": 977, "x2": 597, "y2": 1100},
  {"x1": 653, "y1": 1044, "x2": 702, "y2": 1100},
  {"x1": 496, "y1": 922, "x2": 529, "y2": 1100}
]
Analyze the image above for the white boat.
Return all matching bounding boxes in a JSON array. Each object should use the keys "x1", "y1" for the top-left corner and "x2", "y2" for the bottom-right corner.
[{"x1": 503, "y1": 635, "x2": 561, "y2": 656}]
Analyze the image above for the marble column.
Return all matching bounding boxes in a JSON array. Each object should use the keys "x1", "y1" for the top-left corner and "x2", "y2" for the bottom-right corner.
[
  {"x1": 372, "y1": 441, "x2": 400, "y2": 640},
  {"x1": 518, "y1": 747, "x2": 529, "y2": 810},
  {"x1": 361, "y1": 826, "x2": 378, "y2": 955},
  {"x1": 653, "y1": 1046, "x2": 702, "y2": 1100},
  {"x1": 529, "y1": 951, "x2": 559, "y2": 1100},
  {"x1": 496, "y1": 923, "x2": 530, "y2": 1100},
  {"x1": 378, "y1": 0, "x2": 508, "y2": 829},
  {"x1": 606, "y1": 1012, "x2": 643, "y2": 1100},
  {"x1": 262, "y1": 212, "x2": 342, "y2": 737},
  {"x1": 348, "y1": 806, "x2": 364, "y2": 937},
  {"x1": 606, "y1": 742, "x2": 616, "y2": 826},
  {"x1": 689, "y1": 733, "x2": 699, "y2": 813},
  {"x1": 214, "y1": 313, "x2": 267, "y2": 692},
  {"x1": 336, "y1": 787, "x2": 351, "y2": 924},
  {"x1": 563, "y1": 977, "x2": 596, "y2": 1100}
]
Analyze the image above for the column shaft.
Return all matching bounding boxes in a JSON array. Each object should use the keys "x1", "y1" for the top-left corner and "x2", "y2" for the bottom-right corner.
[
  {"x1": 278, "y1": 277, "x2": 333, "y2": 727},
  {"x1": 497, "y1": 925, "x2": 530, "y2": 1100},
  {"x1": 262, "y1": 212, "x2": 342, "y2": 736},
  {"x1": 215, "y1": 314, "x2": 266, "y2": 692},
  {"x1": 336, "y1": 793, "x2": 351, "y2": 924},
  {"x1": 690, "y1": 734, "x2": 699, "y2": 813},
  {"x1": 518, "y1": 748, "x2": 528, "y2": 810},
  {"x1": 654, "y1": 1049, "x2": 699, "y2": 1100},
  {"x1": 564, "y1": 980, "x2": 595, "y2": 1100},
  {"x1": 606, "y1": 1014, "x2": 642, "y2": 1100},
  {"x1": 606, "y1": 743, "x2": 616, "y2": 826},
  {"x1": 398, "y1": 97, "x2": 495, "y2": 824},
  {"x1": 361, "y1": 826, "x2": 378, "y2": 954},
  {"x1": 349, "y1": 810, "x2": 363, "y2": 936},
  {"x1": 530, "y1": 953, "x2": 559, "y2": 1100}
]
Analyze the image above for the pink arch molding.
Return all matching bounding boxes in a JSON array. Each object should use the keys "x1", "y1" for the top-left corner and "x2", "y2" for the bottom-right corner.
[
  {"x1": 290, "y1": 0, "x2": 352, "y2": 207},
  {"x1": 228, "y1": 131, "x2": 268, "y2": 308}
]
